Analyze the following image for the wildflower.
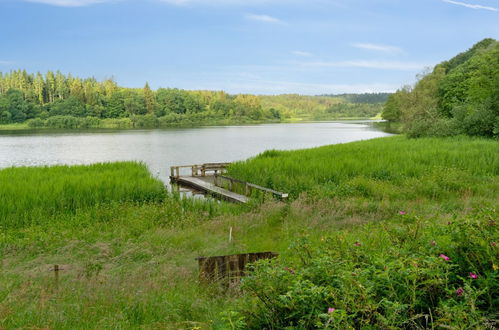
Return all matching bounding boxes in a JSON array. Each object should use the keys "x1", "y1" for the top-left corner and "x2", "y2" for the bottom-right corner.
[
  {"x1": 353, "y1": 241, "x2": 361, "y2": 247},
  {"x1": 469, "y1": 272, "x2": 478, "y2": 279},
  {"x1": 399, "y1": 211, "x2": 407, "y2": 215},
  {"x1": 491, "y1": 242, "x2": 497, "y2": 247},
  {"x1": 456, "y1": 287, "x2": 464, "y2": 296},
  {"x1": 431, "y1": 240, "x2": 437, "y2": 246},
  {"x1": 284, "y1": 267, "x2": 295, "y2": 275},
  {"x1": 439, "y1": 254, "x2": 450, "y2": 261},
  {"x1": 328, "y1": 307, "x2": 336, "y2": 314}
]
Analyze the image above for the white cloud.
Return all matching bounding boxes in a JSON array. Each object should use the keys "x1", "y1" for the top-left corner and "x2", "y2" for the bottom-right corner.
[
  {"x1": 441, "y1": 0, "x2": 498, "y2": 11},
  {"x1": 245, "y1": 14, "x2": 284, "y2": 24},
  {"x1": 301, "y1": 60, "x2": 428, "y2": 71},
  {"x1": 292, "y1": 50, "x2": 313, "y2": 57},
  {"x1": 0, "y1": 60, "x2": 14, "y2": 65},
  {"x1": 352, "y1": 43, "x2": 403, "y2": 54},
  {"x1": 25, "y1": 0, "x2": 109, "y2": 6}
]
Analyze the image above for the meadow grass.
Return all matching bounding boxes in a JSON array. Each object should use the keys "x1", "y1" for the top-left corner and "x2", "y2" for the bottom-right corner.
[
  {"x1": 0, "y1": 162, "x2": 168, "y2": 229},
  {"x1": 0, "y1": 136, "x2": 497, "y2": 328},
  {"x1": 229, "y1": 135, "x2": 498, "y2": 203}
]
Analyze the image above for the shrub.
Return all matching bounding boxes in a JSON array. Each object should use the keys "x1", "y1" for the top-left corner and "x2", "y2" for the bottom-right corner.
[{"x1": 234, "y1": 209, "x2": 498, "y2": 329}]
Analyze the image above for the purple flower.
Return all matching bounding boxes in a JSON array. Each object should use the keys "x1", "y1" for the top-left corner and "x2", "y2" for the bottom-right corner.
[
  {"x1": 398, "y1": 211, "x2": 407, "y2": 215},
  {"x1": 469, "y1": 272, "x2": 478, "y2": 279},
  {"x1": 328, "y1": 307, "x2": 336, "y2": 314},
  {"x1": 353, "y1": 241, "x2": 361, "y2": 247},
  {"x1": 456, "y1": 287, "x2": 464, "y2": 296},
  {"x1": 439, "y1": 254, "x2": 450, "y2": 261}
]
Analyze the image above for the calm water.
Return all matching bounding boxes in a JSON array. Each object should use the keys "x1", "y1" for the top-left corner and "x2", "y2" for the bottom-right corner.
[{"x1": 0, "y1": 121, "x2": 391, "y2": 183}]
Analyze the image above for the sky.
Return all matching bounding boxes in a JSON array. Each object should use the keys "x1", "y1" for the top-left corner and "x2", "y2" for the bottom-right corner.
[{"x1": 0, "y1": 0, "x2": 498, "y2": 94}]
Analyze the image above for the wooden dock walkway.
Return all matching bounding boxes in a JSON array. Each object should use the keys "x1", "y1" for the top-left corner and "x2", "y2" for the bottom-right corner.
[
  {"x1": 173, "y1": 175, "x2": 249, "y2": 203},
  {"x1": 170, "y1": 162, "x2": 288, "y2": 204}
]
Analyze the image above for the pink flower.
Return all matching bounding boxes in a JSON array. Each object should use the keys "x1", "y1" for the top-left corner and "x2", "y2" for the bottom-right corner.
[
  {"x1": 398, "y1": 211, "x2": 407, "y2": 215},
  {"x1": 469, "y1": 272, "x2": 478, "y2": 279},
  {"x1": 456, "y1": 287, "x2": 464, "y2": 296},
  {"x1": 328, "y1": 307, "x2": 336, "y2": 314},
  {"x1": 439, "y1": 254, "x2": 450, "y2": 261},
  {"x1": 353, "y1": 241, "x2": 361, "y2": 247}
]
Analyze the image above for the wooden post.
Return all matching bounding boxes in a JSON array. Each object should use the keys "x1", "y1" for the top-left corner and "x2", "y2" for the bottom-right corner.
[
  {"x1": 245, "y1": 183, "x2": 250, "y2": 196},
  {"x1": 54, "y1": 264, "x2": 60, "y2": 289},
  {"x1": 170, "y1": 167, "x2": 174, "y2": 178}
]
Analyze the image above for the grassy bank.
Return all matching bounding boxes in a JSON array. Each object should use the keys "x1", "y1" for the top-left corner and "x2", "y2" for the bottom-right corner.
[{"x1": 1, "y1": 137, "x2": 497, "y2": 328}]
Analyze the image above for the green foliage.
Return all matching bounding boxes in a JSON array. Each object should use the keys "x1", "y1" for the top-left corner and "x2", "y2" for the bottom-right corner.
[
  {"x1": 383, "y1": 38, "x2": 499, "y2": 138},
  {"x1": 0, "y1": 69, "x2": 390, "y2": 128},
  {"x1": 0, "y1": 162, "x2": 166, "y2": 228},
  {"x1": 237, "y1": 209, "x2": 498, "y2": 328},
  {"x1": 0, "y1": 136, "x2": 498, "y2": 328},
  {"x1": 322, "y1": 92, "x2": 390, "y2": 104},
  {"x1": 229, "y1": 136, "x2": 498, "y2": 199}
]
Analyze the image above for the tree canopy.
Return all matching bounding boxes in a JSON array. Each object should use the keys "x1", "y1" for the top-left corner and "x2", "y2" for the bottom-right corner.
[{"x1": 382, "y1": 38, "x2": 499, "y2": 138}]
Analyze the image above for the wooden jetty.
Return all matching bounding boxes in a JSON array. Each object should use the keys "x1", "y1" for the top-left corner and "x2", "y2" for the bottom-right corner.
[{"x1": 170, "y1": 162, "x2": 288, "y2": 203}]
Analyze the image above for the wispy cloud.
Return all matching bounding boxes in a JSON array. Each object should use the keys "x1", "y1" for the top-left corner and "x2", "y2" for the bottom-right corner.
[
  {"x1": 292, "y1": 50, "x2": 313, "y2": 57},
  {"x1": 0, "y1": 60, "x2": 14, "y2": 65},
  {"x1": 441, "y1": 0, "x2": 498, "y2": 12},
  {"x1": 25, "y1": 0, "x2": 109, "y2": 6},
  {"x1": 352, "y1": 43, "x2": 403, "y2": 54},
  {"x1": 245, "y1": 14, "x2": 284, "y2": 24},
  {"x1": 301, "y1": 60, "x2": 428, "y2": 71}
]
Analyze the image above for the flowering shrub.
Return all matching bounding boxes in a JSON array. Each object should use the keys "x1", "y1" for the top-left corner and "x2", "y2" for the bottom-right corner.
[{"x1": 232, "y1": 208, "x2": 498, "y2": 329}]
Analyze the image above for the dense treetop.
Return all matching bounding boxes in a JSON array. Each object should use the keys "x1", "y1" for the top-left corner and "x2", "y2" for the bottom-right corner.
[{"x1": 382, "y1": 38, "x2": 498, "y2": 137}]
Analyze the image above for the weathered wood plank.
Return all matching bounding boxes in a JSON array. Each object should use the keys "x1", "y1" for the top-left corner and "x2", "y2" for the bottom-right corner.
[{"x1": 173, "y1": 176, "x2": 249, "y2": 203}]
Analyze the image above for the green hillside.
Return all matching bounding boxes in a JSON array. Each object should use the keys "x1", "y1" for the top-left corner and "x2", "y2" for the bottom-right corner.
[{"x1": 383, "y1": 38, "x2": 499, "y2": 137}]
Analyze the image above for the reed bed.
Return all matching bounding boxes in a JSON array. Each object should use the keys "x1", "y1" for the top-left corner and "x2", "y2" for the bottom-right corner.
[
  {"x1": 0, "y1": 162, "x2": 167, "y2": 229},
  {"x1": 228, "y1": 136, "x2": 499, "y2": 201}
]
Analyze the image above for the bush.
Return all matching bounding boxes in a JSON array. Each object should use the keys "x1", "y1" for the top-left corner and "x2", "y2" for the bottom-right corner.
[
  {"x1": 234, "y1": 209, "x2": 498, "y2": 329},
  {"x1": 26, "y1": 118, "x2": 45, "y2": 128}
]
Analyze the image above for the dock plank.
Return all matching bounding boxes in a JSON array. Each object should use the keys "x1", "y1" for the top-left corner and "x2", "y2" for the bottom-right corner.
[{"x1": 174, "y1": 176, "x2": 249, "y2": 203}]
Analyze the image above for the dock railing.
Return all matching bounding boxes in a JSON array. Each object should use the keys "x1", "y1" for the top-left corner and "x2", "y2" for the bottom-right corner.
[
  {"x1": 214, "y1": 174, "x2": 288, "y2": 200},
  {"x1": 170, "y1": 162, "x2": 231, "y2": 179}
]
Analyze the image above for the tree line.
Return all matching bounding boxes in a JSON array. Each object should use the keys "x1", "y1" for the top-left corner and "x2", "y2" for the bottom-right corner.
[
  {"x1": 382, "y1": 38, "x2": 498, "y2": 138},
  {"x1": 0, "y1": 70, "x2": 387, "y2": 129},
  {"x1": 0, "y1": 70, "x2": 282, "y2": 127}
]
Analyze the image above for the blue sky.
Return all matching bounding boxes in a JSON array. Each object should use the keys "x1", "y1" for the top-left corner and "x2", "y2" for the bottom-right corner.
[{"x1": 0, "y1": 0, "x2": 498, "y2": 94}]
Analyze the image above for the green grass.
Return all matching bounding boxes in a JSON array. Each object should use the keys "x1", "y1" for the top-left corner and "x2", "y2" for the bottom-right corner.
[
  {"x1": 229, "y1": 135, "x2": 498, "y2": 202},
  {"x1": 0, "y1": 162, "x2": 167, "y2": 229},
  {"x1": 0, "y1": 136, "x2": 498, "y2": 328}
]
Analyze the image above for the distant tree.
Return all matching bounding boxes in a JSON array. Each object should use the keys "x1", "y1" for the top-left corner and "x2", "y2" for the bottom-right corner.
[{"x1": 143, "y1": 82, "x2": 156, "y2": 114}]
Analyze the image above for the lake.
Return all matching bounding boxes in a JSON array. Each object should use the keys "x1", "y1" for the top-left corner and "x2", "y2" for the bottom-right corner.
[{"x1": 0, "y1": 121, "x2": 392, "y2": 183}]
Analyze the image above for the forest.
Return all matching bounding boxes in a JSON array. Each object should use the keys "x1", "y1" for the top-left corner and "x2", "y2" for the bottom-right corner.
[
  {"x1": 382, "y1": 38, "x2": 499, "y2": 137},
  {"x1": 0, "y1": 71, "x2": 383, "y2": 129}
]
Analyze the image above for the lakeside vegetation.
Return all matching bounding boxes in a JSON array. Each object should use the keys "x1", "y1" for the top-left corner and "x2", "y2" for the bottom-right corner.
[
  {"x1": 382, "y1": 38, "x2": 498, "y2": 138},
  {"x1": 1, "y1": 136, "x2": 497, "y2": 328},
  {"x1": 0, "y1": 70, "x2": 385, "y2": 130},
  {"x1": 1, "y1": 38, "x2": 498, "y2": 328}
]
